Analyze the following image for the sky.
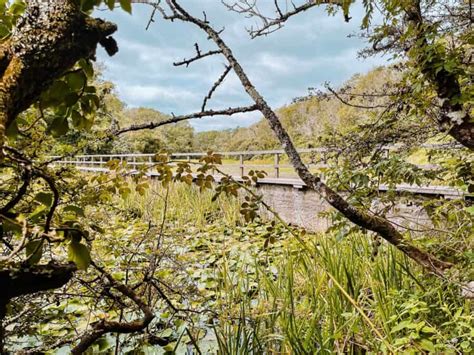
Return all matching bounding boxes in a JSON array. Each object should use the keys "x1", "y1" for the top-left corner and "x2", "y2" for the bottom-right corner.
[{"x1": 96, "y1": 1, "x2": 388, "y2": 132}]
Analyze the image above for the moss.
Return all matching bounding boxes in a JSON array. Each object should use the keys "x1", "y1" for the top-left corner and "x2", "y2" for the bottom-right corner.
[{"x1": 0, "y1": 0, "x2": 117, "y2": 157}]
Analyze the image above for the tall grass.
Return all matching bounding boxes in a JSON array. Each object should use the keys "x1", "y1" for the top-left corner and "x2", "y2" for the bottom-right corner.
[
  {"x1": 212, "y1": 232, "x2": 471, "y2": 353},
  {"x1": 122, "y1": 179, "x2": 242, "y2": 229},
  {"x1": 122, "y1": 180, "x2": 472, "y2": 354}
]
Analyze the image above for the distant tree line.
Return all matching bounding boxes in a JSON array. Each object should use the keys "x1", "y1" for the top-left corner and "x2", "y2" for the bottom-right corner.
[{"x1": 63, "y1": 66, "x2": 399, "y2": 155}]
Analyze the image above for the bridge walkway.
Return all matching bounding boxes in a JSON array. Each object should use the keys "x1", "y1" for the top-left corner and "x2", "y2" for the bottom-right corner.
[{"x1": 50, "y1": 146, "x2": 468, "y2": 200}]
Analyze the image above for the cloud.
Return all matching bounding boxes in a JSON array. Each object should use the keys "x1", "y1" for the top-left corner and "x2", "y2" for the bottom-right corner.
[
  {"x1": 97, "y1": 2, "x2": 389, "y2": 131},
  {"x1": 253, "y1": 53, "x2": 314, "y2": 75},
  {"x1": 119, "y1": 84, "x2": 196, "y2": 106},
  {"x1": 190, "y1": 111, "x2": 262, "y2": 132}
]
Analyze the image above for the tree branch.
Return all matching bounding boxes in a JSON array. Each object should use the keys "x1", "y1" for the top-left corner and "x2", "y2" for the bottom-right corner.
[
  {"x1": 403, "y1": 1, "x2": 473, "y2": 149},
  {"x1": 202, "y1": 65, "x2": 232, "y2": 111},
  {"x1": 0, "y1": 262, "x2": 76, "y2": 319},
  {"x1": 160, "y1": 0, "x2": 452, "y2": 274},
  {"x1": 113, "y1": 104, "x2": 259, "y2": 135},
  {"x1": 173, "y1": 43, "x2": 222, "y2": 66},
  {"x1": 0, "y1": 168, "x2": 31, "y2": 215},
  {"x1": 71, "y1": 263, "x2": 154, "y2": 354},
  {"x1": 223, "y1": 0, "x2": 346, "y2": 38}
]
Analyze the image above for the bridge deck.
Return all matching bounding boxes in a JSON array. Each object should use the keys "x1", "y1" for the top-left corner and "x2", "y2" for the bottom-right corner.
[
  {"x1": 49, "y1": 145, "x2": 468, "y2": 199},
  {"x1": 74, "y1": 166, "x2": 466, "y2": 198}
]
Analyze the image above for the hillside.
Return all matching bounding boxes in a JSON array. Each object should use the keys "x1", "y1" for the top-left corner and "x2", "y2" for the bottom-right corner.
[
  {"x1": 86, "y1": 66, "x2": 399, "y2": 154},
  {"x1": 193, "y1": 66, "x2": 398, "y2": 152}
]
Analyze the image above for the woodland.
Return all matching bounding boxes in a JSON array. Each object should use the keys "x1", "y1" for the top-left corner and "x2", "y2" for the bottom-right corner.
[{"x1": 0, "y1": 0, "x2": 473, "y2": 354}]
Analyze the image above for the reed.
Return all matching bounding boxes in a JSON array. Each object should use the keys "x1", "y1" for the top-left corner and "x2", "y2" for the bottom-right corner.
[{"x1": 123, "y1": 180, "x2": 472, "y2": 354}]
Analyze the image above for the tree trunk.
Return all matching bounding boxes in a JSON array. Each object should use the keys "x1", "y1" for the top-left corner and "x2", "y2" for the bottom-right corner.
[
  {"x1": 0, "y1": 262, "x2": 77, "y2": 350},
  {"x1": 0, "y1": 0, "x2": 118, "y2": 155}
]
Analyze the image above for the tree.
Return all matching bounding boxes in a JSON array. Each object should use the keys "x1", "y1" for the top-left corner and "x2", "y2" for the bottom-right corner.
[
  {"x1": 115, "y1": 107, "x2": 196, "y2": 153},
  {"x1": 0, "y1": 0, "x2": 118, "y2": 302},
  {"x1": 0, "y1": 0, "x2": 122, "y2": 350},
  {"x1": 0, "y1": 0, "x2": 471, "y2": 352}
]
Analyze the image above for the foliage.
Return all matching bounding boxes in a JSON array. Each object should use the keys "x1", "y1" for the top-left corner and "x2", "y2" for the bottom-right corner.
[
  {"x1": 0, "y1": 0, "x2": 472, "y2": 353},
  {"x1": 113, "y1": 107, "x2": 195, "y2": 154},
  {"x1": 6, "y1": 180, "x2": 472, "y2": 352}
]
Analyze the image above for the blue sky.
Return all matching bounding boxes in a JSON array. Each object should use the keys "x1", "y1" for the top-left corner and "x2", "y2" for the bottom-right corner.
[{"x1": 96, "y1": 1, "x2": 388, "y2": 131}]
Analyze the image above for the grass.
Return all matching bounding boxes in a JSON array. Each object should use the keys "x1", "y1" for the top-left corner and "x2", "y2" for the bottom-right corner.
[{"x1": 116, "y1": 180, "x2": 473, "y2": 354}]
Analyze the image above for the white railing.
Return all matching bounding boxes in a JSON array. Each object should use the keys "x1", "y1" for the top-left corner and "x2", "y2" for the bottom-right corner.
[
  {"x1": 49, "y1": 145, "x2": 452, "y2": 179},
  {"x1": 47, "y1": 145, "x2": 471, "y2": 199}
]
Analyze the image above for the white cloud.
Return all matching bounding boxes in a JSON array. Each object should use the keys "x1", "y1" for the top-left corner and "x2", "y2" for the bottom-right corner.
[
  {"x1": 253, "y1": 52, "x2": 315, "y2": 75},
  {"x1": 97, "y1": 1, "x2": 389, "y2": 131},
  {"x1": 119, "y1": 84, "x2": 196, "y2": 104},
  {"x1": 190, "y1": 111, "x2": 262, "y2": 132}
]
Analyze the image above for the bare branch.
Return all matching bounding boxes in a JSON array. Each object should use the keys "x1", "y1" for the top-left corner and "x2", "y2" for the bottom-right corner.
[
  {"x1": 0, "y1": 169, "x2": 31, "y2": 215},
  {"x1": 202, "y1": 65, "x2": 232, "y2": 111},
  {"x1": 0, "y1": 219, "x2": 28, "y2": 263},
  {"x1": 173, "y1": 43, "x2": 222, "y2": 66},
  {"x1": 114, "y1": 104, "x2": 259, "y2": 135},
  {"x1": 3, "y1": 146, "x2": 59, "y2": 234},
  {"x1": 71, "y1": 263, "x2": 154, "y2": 354},
  {"x1": 325, "y1": 85, "x2": 389, "y2": 109},
  {"x1": 223, "y1": 0, "x2": 346, "y2": 38}
]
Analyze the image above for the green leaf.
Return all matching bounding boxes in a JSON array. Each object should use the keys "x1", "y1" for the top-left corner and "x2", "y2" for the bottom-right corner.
[
  {"x1": 49, "y1": 116, "x2": 69, "y2": 137},
  {"x1": 94, "y1": 337, "x2": 110, "y2": 351},
  {"x1": 29, "y1": 204, "x2": 47, "y2": 221},
  {"x1": 421, "y1": 326, "x2": 437, "y2": 334},
  {"x1": 391, "y1": 320, "x2": 411, "y2": 333},
  {"x1": 0, "y1": 23, "x2": 11, "y2": 39},
  {"x1": 9, "y1": 1, "x2": 25, "y2": 16},
  {"x1": 64, "y1": 205, "x2": 85, "y2": 217},
  {"x1": 162, "y1": 343, "x2": 176, "y2": 352},
  {"x1": 64, "y1": 92, "x2": 79, "y2": 106},
  {"x1": 35, "y1": 192, "x2": 53, "y2": 207},
  {"x1": 119, "y1": 0, "x2": 131, "y2": 13},
  {"x1": 419, "y1": 339, "x2": 435, "y2": 352},
  {"x1": 106, "y1": 0, "x2": 115, "y2": 10},
  {"x1": 2, "y1": 219, "x2": 22, "y2": 235},
  {"x1": 5, "y1": 120, "x2": 19, "y2": 138},
  {"x1": 41, "y1": 80, "x2": 70, "y2": 107},
  {"x1": 71, "y1": 110, "x2": 83, "y2": 128},
  {"x1": 65, "y1": 71, "x2": 87, "y2": 92},
  {"x1": 465, "y1": 206, "x2": 474, "y2": 215},
  {"x1": 25, "y1": 240, "x2": 43, "y2": 265},
  {"x1": 78, "y1": 59, "x2": 94, "y2": 78},
  {"x1": 68, "y1": 241, "x2": 91, "y2": 270},
  {"x1": 81, "y1": 0, "x2": 96, "y2": 12}
]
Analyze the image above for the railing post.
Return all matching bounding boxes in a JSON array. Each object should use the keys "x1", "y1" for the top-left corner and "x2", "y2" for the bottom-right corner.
[
  {"x1": 274, "y1": 153, "x2": 280, "y2": 178},
  {"x1": 148, "y1": 156, "x2": 153, "y2": 174},
  {"x1": 239, "y1": 154, "x2": 244, "y2": 177}
]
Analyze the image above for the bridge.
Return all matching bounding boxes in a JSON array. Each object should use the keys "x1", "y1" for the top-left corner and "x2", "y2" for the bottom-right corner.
[
  {"x1": 51, "y1": 146, "x2": 466, "y2": 198},
  {"x1": 50, "y1": 147, "x2": 468, "y2": 231}
]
